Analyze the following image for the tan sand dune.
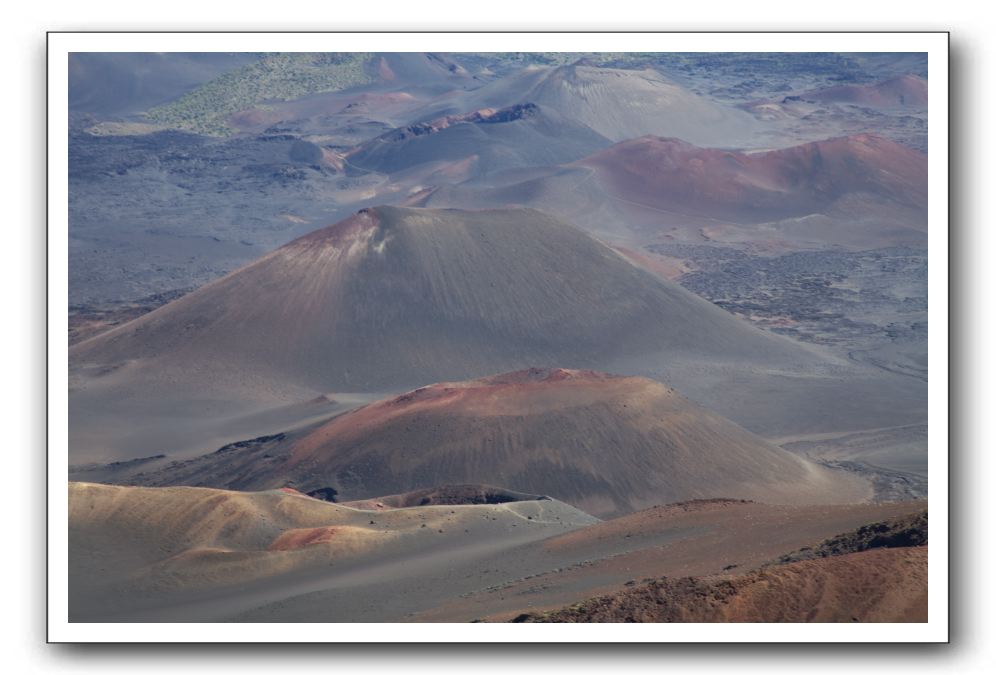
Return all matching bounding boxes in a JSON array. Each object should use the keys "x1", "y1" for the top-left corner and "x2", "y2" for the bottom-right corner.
[{"x1": 68, "y1": 481, "x2": 597, "y2": 622}]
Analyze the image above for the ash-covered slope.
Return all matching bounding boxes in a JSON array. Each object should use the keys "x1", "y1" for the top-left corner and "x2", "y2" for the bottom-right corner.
[
  {"x1": 70, "y1": 205, "x2": 925, "y2": 462},
  {"x1": 515, "y1": 507, "x2": 929, "y2": 623},
  {"x1": 420, "y1": 62, "x2": 760, "y2": 147},
  {"x1": 514, "y1": 547, "x2": 928, "y2": 623},
  {"x1": 68, "y1": 52, "x2": 258, "y2": 118},
  {"x1": 81, "y1": 369, "x2": 871, "y2": 518},
  {"x1": 408, "y1": 61, "x2": 762, "y2": 147},
  {"x1": 578, "y1": 133, "x2": 927, "y2": 226},
  {"x1": 525, "y1": 64, "x2": 760, "y2": 144},
  {"x1": 369, "y1": 52, "x2": 477, "y2": 90},
  {"x1": 345, "y1": 102, "x2": 611, "y2": 178},
  {"x1": 70, "y1": 206, "x2": 818, "y2": 396},
  {"x1": 801, "y1": 74, "x2": 928, "y2": 108},
  {"x1": 277, "y1": 368, "x2": 872, "y2": 516},
  {"x1": 69, "y1": 481, "x2": 596, "y2": 621},
  {"x1": 422, "y1": 133, "x2": 927, "y2": 250}
]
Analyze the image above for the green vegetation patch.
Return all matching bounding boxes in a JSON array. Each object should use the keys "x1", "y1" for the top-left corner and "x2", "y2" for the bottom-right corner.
[{"x1": 146, "y1": 52, "x2": 374, "y2": 136}]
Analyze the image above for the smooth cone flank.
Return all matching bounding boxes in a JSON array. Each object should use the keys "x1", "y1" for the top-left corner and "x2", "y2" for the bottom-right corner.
[
  {"x1": 422, "y1": 133, "x2": 927, "y2": 251},
  {"x1": 578, "y1": 133, "x2": 927, "y2": 227},
  {"x1": 803, "y1": 74, "x2": 928, "y2": 107},
  {"x1": 69, "y1": 205, "x2": 925, "y2": 464},
  {"x1": 70, "y1": 206, "x2": 819, "y2": 395},
  {"x1": 457, "y1": 62, "x2": 759, "y2": 146},
  {"x1": 281, "y1": 368, "x2": 871, "y2": 516},
  {"x1": 84, "y1": 368, "x2": 872, "y2": 518}
]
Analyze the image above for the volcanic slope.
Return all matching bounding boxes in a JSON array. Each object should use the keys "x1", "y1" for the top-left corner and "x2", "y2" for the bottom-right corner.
[
  {"x1": 512, "y1": 507, "x2": 928, "y2": 623},
  {"x1": 68, "y1": 52, "x2": 258, "y2": 118},
  {"x1": 423, "y1": 133, "x2": 927, "y2": 250},
  {"x1": 413, "y1": 499, "x2": 927, "y2": 623},
  {"x1": 69, "y1": 483, "x2": 922, "y2": 622},
  {"x1": 69, "y1": 206, "x2": 925, "y2": 462},
  {"x1": 91, "y1": 369, "x2": 872, "y2": 517},
  {"x1": 420, "y1": 62, "x2": 761, "y2": 147},
  {"x1": 71, "y1": 205, "x2": 816, "y2": 391},
  {"x1": 800, "y1": 74, "x2": 928, "y2": 108},
  {"x1": 68, "y1": 481, "x2": 597, "y2": 622},
  {"x1": 515, "y1": 547, "x2": 928, "y2": 623},
  {"x1": 344, "y1": 102, "x2": 611, "y2": 179},
  {"x1": 578, "y1": 134, "x2": 926, "y2": 228}
]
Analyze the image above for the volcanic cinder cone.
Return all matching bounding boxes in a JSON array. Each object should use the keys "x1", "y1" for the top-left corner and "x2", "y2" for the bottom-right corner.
[
  {"x1": 345, "y1": 102, "x2": 610, "y2": 178},
  {"x1": 802, "y1": 74, "x2": 928, "y2": 108},
  {"x1": 578, "y1": 133, "x2": 927, "y2": 226},
  {"x1": 70, "y1": 206, "x2": 822, "y2": 395},
  {"x1": 423, "y1": 133, "x2": 927, "y2": 250},
  {"x1": 85, "y1": 368, "x2": 872, "y2": 517},
  {"x1": 431, "y1": 62, "x2": 760, "y2": 147},
  {"x1": 282, "y1": 368, "x2": 872, "y2": 516},
  {"x1": 69, "y1": 205, "x2": 924, "y2": 462}
]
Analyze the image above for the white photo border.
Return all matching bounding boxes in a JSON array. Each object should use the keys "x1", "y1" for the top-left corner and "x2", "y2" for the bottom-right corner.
[{"x1": 47, "y1": 31, "x2": 949, "y2": 643}]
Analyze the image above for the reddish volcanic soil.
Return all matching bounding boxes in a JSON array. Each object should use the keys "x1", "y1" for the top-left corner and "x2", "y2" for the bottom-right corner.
[
  {"x1": 277, "y1": 486, "x2": 308, "y2": 497},
  {"x1": 82, "y1": 368, "x2": 872, "y2": 518},
  {"x1": 281, "y1": 368, "x2": 871, "y2": 516},
  {"x1": 77, "y1": 204, "x2": 908, "y2": 466},
  {"x1": 288, "y1": 368, "x2": 630, "y2": 459},
  {"x1": 68, "y1": 481, "x2": 598, "y2": 622},
  {"x1": 516, "y1": 547, "x2": 927, "y2": 622},
  {"x1": 268, "y1": 526, "x2": 342, "y2": 550},
  {"x1": 414, "y1": 499, "x2": 926, "y2": 622},
  {"x1": 69, "y1": 483, "x2": 925, "y2": 623},
  {"x1": 578, "y1": 133, "x2": 927, "y2": 227},
  {"x1": 803, "y1": 75, "x2": 928, "y2": 108}
]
